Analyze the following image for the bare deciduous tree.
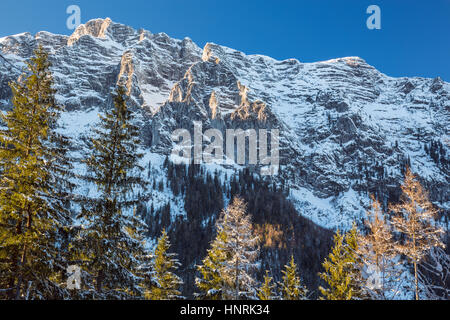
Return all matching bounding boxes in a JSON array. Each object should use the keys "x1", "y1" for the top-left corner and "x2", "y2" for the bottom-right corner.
[
  {"x1": 358, "y1": 195, "x2": 400, "y2": 299},
  {"x1": 390, "y1": 168, "x2": 445, "y2": 300}
]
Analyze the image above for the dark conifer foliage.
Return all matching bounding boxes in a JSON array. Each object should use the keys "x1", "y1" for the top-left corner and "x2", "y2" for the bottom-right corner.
[
  {"x1": 425, "y1": 139, "x2": 448, "y2": 171},
  {"x1": 146, "y1": 229, "x2": 184, "y2": 300},
  {"x1": 229, "y1": 169, "x2": 334, "y2": 298},
  {"x1": 0, "y1": 46, "x2": 74, "y2": 299},
  {"x1": 73, "y1": 86, "x2": 149, "y2": 299},
  {"x1": 148, "y1": 162, "x2": 333, "y2": 298}
]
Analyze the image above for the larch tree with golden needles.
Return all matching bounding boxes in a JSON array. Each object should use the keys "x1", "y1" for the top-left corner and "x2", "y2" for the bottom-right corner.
[
  {"x1": 214, "y1": 197, "x2": 260, "y2": 300},
  {"x1": 358, "y1": 195, "x2": 398, "y2": 299},
  {"x1": 390, "y1": 168, "x2": 445, "y2": 300}
]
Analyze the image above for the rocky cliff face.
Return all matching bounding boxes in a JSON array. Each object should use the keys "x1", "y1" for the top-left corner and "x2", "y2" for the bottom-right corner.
[{"x1": 0, "y1": 18, "x2": 448, "y2": 229}]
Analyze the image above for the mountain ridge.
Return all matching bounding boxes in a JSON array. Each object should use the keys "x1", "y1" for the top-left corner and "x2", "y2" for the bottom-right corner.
[{"x1": 0, "y1": 18, "x2": 448, "y2": 231}]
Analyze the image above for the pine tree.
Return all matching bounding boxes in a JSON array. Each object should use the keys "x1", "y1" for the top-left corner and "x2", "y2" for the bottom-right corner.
[
  {"x1": 279, "y1": 256, "x2": 308, "y2": 300},
  {"x1": 390, "y1": 168, "x2": 445, "y2": 300},
  {"x1": 358, "y1": 195, "x2": 398, "y2": 299},
  {"x1": 345, "y1": 223, "x2": 364, "y2": 298},
  {"x1": 74, "y1": 86, "x2": 149, "y2": 299},
  {"x1": 195, "y1": 229, "x2": 229, "y2": 300},
  {"x1": 215, "y1": 197, "x2": 260, "y2": 300},
  {"x1": 319, "y1": 224, "x2": 362, "y2": 300},
  {"x1": 0, "y1": 46, "x2": 74, "y2": 300},
  {"x1": 147, "y1": 230, "x2": 183, "y2": 300},
  {"x1": 258, "y1": 270, "x2": 277, "y2": 300}
]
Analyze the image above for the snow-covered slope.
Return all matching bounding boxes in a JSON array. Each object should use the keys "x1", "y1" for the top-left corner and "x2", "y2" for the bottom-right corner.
[{"x1": 0, "y1": 18, "x2": 448, "y2": 230}]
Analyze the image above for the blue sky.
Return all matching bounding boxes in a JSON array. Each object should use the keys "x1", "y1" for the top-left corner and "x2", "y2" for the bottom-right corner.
[{"x1": 1, "y1": 0, "x2": 449, "y2": 81}]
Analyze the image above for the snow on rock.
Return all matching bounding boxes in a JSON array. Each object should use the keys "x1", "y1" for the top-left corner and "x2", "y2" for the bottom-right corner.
[{"x1": 0, "y1": 18, "x2": 448, "y2": 233}]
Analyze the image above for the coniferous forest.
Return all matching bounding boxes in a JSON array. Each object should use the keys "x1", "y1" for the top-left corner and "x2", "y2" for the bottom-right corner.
[{"x1": 0, "y1": 47, "x2": 449, "y2": 301}]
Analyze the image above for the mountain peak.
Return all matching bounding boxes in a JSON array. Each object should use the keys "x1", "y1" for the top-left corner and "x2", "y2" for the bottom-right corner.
[
  {"x1": 67, "y1": 17, "x2": 139, "y2": 46},
  {"x1": 318, "y1": 56, "x2": 367, "y2": 66},
  {"x1": 68, "y1": 18, "x2": 111, "y2": 45}
]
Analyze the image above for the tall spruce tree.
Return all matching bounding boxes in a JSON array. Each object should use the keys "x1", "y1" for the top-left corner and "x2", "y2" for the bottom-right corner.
[
  {"x1": 147, "y1": 229, "x2": 183, "y2": 300},
  {"x1": 279, "y1": 256, "x2": 308, "y2": 300},
  {"x1": 74, "y1": 86, "x2": 148, "y2": 299},
  {"x1": 319, "y1": 224, "x2": 362, "y2": 300},
  {"x1": 0, "y1": 46, "x2": 74, "y2": 299},
  {"x1": 390, "y1": 168, "x2": 445, "y2": 300},
  {"x1": 345, "y1": 223, "x2": 364, "y2": 297},
  {"x1": 195, "y1": 229, "x2": 229, "y2": 300},
  {"x1": 258, "y1": 270, "x2": 277, "y2": 300}
]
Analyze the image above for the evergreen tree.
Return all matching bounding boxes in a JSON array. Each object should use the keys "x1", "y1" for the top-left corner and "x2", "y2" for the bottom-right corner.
[
  {"x1": 319, "y1": 224, "x2": 362, "y2": 300},
  {"x1": 345, "y1": 223, "x2": 364, "y2": 297},
  {"x1": 390, "y1": 168, "x2": 445, "y2": 300},
  {"x1": 258, "y1": 270, "x2": 277, "y2": 300},
  {"x1": 279, "y1": 256, "x2": 308, "y2": 300},
  {"x1": 0, "y1": 46, "x2": 74, "y2": 299},
  {"x1": 215, "y1": 197, "x2": 260, "y2": 300},
  {"x1": 147, "y1": 230, "x2": 183, "y2": 300},
  {"x1": 74, "y1": 86, "x2": 148, "y2": 299},
  {"x1": 195, "y1": 229, "x2": 229, "y2": 300}
]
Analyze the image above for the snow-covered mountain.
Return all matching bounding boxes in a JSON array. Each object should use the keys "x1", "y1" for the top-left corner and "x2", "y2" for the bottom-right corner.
[{"x1": 0, "y1": 18, "x2": 448, "y2": 230}]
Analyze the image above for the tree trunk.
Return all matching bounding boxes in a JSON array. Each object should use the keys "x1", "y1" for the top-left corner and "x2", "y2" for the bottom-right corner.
[
  {"x1": 15, "y1": 245, "x2": 27, "y2": 299},
  {"x1": 235, "y1": 258, "x2": 239, "y2": 300},
  {"x1": 96, "y1": 269, "x2": 104, "y2": 294},
  {"x1": 414, "y1": 260, "x2": 419, "y2": 300},
  {"x1": 15, "y1": 210, "x2": 32, "y2": 300}
]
